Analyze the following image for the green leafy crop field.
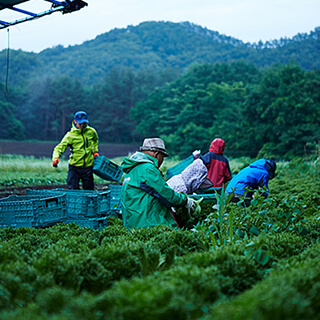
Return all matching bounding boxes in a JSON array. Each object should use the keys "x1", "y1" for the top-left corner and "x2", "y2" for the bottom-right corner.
[{"x1": 0, "y1": 156, "x2": 320, "y2": 319}]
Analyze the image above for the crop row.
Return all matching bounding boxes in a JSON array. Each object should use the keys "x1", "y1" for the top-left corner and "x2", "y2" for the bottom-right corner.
[
  {"x1": 0, "y1": 211, "x2": 319, "y2": 319},
  {"x1": 0, "y1": 158, "x2": 319, "y2": 319}
]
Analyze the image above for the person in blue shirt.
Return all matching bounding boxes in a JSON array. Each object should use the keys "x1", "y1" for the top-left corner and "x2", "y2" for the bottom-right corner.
[{"x1": 226, "y1": 159, "x2": 276, "y2": 207}]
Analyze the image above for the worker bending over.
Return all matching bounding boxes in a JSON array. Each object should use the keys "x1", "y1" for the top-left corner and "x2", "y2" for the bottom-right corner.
[{"x1": 120, "y1": 138, "x2": 196, "y2": 229}]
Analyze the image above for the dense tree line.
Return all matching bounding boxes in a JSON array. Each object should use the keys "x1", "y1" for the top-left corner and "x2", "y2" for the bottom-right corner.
[
  {"x1": 0, "y1": 84, "x2": 24, "y2": 140},
  {"x1": 131, "y1": 62, "x2": 320, "y2": 159},
  {"x1": 2, "y1": 60, "x2": 320, "y2": 159},
  {"x1": 0, "y1": 21, "x2": 319, "y2": 158},
  {"x1": 2, "y1": 66, "x2": 179, "y2": 144}
]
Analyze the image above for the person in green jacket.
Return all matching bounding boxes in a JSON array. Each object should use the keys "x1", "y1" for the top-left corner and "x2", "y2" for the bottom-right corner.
[
  {"x1": 120, "y1": 138, "x2": 197, "y2": 229},
  {"x1": 52, "y1": 111, "x2": 99, "y2": 190}
]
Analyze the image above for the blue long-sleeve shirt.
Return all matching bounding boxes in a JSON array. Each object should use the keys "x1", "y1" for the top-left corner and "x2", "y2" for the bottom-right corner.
[{"x1": 226, "y1": 159, "x2": 271, "y2": 196}]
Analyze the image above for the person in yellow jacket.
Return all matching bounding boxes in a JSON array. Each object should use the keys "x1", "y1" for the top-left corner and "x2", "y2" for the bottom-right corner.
[{"x1": 52, "y1": 111, "x2": 99, "y2": 190}]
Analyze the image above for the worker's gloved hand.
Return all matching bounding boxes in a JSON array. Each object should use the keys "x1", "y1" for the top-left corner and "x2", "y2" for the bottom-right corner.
[
  {"x1": 192, "y1": 150, "x2": 201, "y2": 159},
  {"x1": 185, "y1": 197, "x2": 197, "y2": 213},
  {"x1": 52, "y1": 158, "x2": 59, "y2": 167},
  {"x1": 93, "y1": 152, "x2": 100, "y2": 159}
]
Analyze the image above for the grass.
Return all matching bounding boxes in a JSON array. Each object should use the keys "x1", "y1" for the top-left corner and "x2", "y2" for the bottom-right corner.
[
  {"x1": 0, "y1": 154, "x2": 180, "y2": 187},
  {"x1": 0, "y1": 154, "x2": 112, "y2": 187},
  {"x1": 0, "y1": 155, "x2": 68, "y2": 187},
  {"x1": 0, "y1": 154, "x2": 67, "y2": 173},
  {"x1": 0, "y1": 154, "x2": 284, "y2": 188}
]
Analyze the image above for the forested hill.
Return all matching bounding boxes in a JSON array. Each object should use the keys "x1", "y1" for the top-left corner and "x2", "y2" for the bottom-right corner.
[
  {"x1": 1, "y1": 21, "x2": 320, "y2": 86},
  {"x1": 1, "y1": 21, "x2": 320, "y2": 160}
]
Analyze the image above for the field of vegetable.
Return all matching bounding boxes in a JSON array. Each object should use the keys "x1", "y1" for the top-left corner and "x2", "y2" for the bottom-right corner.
[{"x1": 0, "y1": 155, "x2": 320, "y2": 319}]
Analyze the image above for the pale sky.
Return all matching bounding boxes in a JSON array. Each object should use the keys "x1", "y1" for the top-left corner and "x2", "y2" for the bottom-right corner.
[{"x1": 0, "y1": 0, "x2": 319, "y2": 53}]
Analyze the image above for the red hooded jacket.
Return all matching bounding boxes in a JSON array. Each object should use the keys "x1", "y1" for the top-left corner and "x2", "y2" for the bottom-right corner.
[{"x1": 202, "y1": 138, "x2": 232, "y2": 187}]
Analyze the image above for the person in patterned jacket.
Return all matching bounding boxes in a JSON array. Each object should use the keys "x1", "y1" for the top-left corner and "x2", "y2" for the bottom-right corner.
[{"x1": 166, "y1": 159, "x2": 208, "y2": 194}]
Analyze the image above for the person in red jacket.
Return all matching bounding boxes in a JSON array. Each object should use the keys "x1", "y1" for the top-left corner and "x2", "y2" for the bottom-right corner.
[{"x1": 201, "y1": 138, "x2": 232, "y2": 188}]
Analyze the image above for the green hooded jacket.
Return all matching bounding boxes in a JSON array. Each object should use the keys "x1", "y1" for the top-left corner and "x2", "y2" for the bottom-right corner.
[
  {"x1": 120, "y1": 152, "x2": 187, "y2": 229},
  {"x1": 52, "y1": 122, "x2": 99, "y2": 167}
]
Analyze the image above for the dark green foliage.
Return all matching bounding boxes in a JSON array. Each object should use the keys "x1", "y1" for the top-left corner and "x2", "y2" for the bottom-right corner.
[
  {"x1": 175, "y1": 247, "x2": 266, "y2": 295},
  {"x1": 174, "y1": 200, "x2": 215, "y2": 229},
  {"x1": 1, "y1": 149, "x2": 320, "y2": 319},
  {"x1": 131, "y1": 61, "x2": 261, "y2": 157},
  {"x1": 0, "y1": 221, "x2": 212, "y2": 311},
  {"x1": 205, "y1": 243, "x2": 320, "y2": 320},
  {"x1": 145, "y1": 227, "x2": 207, "y2": 256},
  {"x1": 3, "y1": 230, "x2": 312, "y2": 320},
  {"x1": 244, "y1": 64, "x2": 320, "y2": 158},
  {"x1": 132, "y1": 62, "x2": 320, "y2": 158},
  {"x1": 1, "y1": 22, "x2": 320, "y2": 158},
  {"x1": 0, "y1": 83, "x2": 24, "y2": 139}
]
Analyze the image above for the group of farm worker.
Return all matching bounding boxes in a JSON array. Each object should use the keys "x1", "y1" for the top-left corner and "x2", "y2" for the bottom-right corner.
[
  {"x1": 51, "y1": 111, "x2": 276, "y2": 230},
  {"x1": 120, "y1": 137, "x2": 276, "y2": 229}
]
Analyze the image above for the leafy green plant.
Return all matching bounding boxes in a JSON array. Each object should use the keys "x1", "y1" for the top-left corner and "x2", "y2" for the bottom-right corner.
[
  {"x1": 1, "y1": 158, "x2": 320, "y2": 319},
  {"x1": 243, "y1": 233, "x2": 271, "y2": 266},
  {"x1": 205, "y1": 243, "x2": 320, "y2": 320},
  {"x1": 192, "y1": 188, "x2": 239, "y2": 249}
]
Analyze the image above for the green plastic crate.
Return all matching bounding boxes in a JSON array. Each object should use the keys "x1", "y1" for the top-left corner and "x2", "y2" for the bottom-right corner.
[
  {"x1": 166, "y1": 155, "x2": 195, "y2": 179},
  {"x1": 188, "y1": 193, "x2": 216, "y2": 201},
  {"x1": 93, "y1": 156, "x2": 123, "y2": 181},
  {"x1": 109, "y1": 184, "x2": 123, "y2": 215},
  {"x1": 55, "y1": 188, "x2": 111, "y2": 217},
  {"x1": 26, "y1": 189, "x2": 110, "y2": 219},
  {"x1": 0, "y1": 194, "x2": 67, "y2": 228},
  {"x1": 65, "y1": 217, "x2": 108, "y2": 230},
  {"x1": 189, "y1": 188, "x2": 222, "y2": 201}
]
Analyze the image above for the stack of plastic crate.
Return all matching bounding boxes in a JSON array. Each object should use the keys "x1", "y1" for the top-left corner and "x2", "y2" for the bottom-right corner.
[
  {"x1": 108, "y1": 184, "x2": 123, "y2": 217},
  {"x1": 0, "y1": 193, "x2": 67, "y2": 228},
  {"x1": 93, "y1": 156, "x2": 123, "y2": 181},
  {"x1": 26, "y1": 189, "x2": 111, "y2": 229},
  {"x1": 54, "y1": 188, "x2": 111, "y2": 218}
]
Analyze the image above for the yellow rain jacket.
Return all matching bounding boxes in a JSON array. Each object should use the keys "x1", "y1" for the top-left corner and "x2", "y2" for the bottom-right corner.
[{"x1": 52, "y1": 122, "x2": 99, "y2": 167}]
